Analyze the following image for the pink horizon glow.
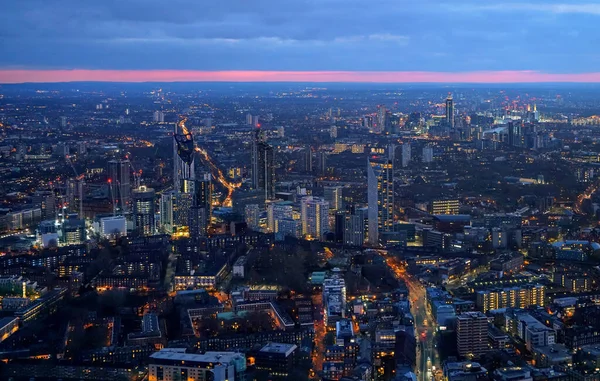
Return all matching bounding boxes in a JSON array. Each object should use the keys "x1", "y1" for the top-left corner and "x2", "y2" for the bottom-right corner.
[{"x1": 2, "y1": 69, "x2": 600, "y2": 84}]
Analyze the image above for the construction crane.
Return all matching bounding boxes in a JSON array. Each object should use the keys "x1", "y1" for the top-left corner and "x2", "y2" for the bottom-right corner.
[{"x1": 126, "y1": 153, "x2": 143, "y2": 190}]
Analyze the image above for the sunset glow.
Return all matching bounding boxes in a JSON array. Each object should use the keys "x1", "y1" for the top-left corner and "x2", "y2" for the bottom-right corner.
[{"x1": 3, "y1": 70, "x2": 600, "y2": 84}]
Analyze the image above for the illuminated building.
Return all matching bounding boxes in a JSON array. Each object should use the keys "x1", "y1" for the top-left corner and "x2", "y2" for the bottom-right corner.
[
  {"x1": 160, "y1": 191, "x2": 193, "y2": 234},
  {"x1": 324, "y1": 186, "x2": 343, "y2": 211},
  {"x1": 367, "y1": 156, "x2": 393, "y2": 245},
  {"x1": 148, "y1": 349, "x2": 246, "y2": 381},
  {"x1": 475, "y1": 284, "x2": 545, "y2": 313},
  {"x1": 456, "y1": 312, "x2": 489, "y2": 358},
  {"x1": 32, "y1": 190, "x2": 56, "y2": 220},
  {"x1": 61, "y1": 218, "x2": 86, "y2": 245},
  {"x1": 0, "y1": 317, "x2": 19, "y2": 342},
  {"x1": 267, "y1": 201, "x2": 293, "y2": 232},
  {"x1": 255, "y1": 342, "x2": 297, "y2": 378},
  {"x1": 301, "y1": 196, "x2": 329, "y2": 240},
  {"x1": 132, "y1": 186, "x2": 155, "y2": 236},
  {"x1": 323, "y1": 269, "x2": 346, "y2": 328},
  {"x1": 446, "y1": 93, "x2": 455, "y2": 128},
  {"x1": 430, "y1": 199, "x2": 460, "y2": 215},
  {"x1": 343, "y1": 207, "x2": 366, "y2": 247},
  {"x1": 244, "y1": 204, "x2": 260, "y2": 231}
]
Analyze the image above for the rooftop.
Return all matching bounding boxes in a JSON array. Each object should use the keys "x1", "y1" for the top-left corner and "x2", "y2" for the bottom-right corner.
[
  {"x1": 260, "y1": 342, "x2": 298, "y2": 357},
  {"x1": 150, "y1": 350, "x2": 243, "y2": 364}
]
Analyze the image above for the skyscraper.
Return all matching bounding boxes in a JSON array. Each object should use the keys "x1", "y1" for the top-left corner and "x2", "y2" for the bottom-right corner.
[
  {"x1": 401, "y1": 143, "x2": 411, "y2": 168},
  {"x1": 132, "y1": 186, "x2": 155, "y2": 236},
  {"x1": 507, "y1": 121, "x2": 521, "y2": 148},
  {"x1": 251, "y1": 129, "x2": 275, "y2": 200},
  {"x1": 318, "y1": 151, "x2": 327, "y2": 176},
  {"x1": 376, "y1": 104, "x2": 386, "y2": 134},
  {"x1": 107, "y1": 159, "x2": 131, "y2": 214},
  {"x1": 304, "y1": 146, "x2": 313, "y2": 173},
  {"x1": 343, "y1": 210, "x2": 366, "y2": 247},
  {"x1": 189, "y1": 175, "x2": 213, "y2": 238},
  {"x1": 244, "y1": 204, "x2": 260, "y2": 231},
  {"x1": 422, "y1": 146, "x2": 434, "y2": 163},
  {"x1": 445, "y1": 93, "x2": 455, "y2": 129},
  {"x1": 367, "y1": 156, "x2": 393, "y2": 245},
  {"x1": 159, "y1": 192, "x2": 175, "y2": 233},
  {"x1": 324, "y1": 186, "x2": 343, "y2": 211},
  {"x1": 32, "y1": 190, "x2": 56, "y2": 220},
  {"x1": 301, "y1": 196, "x2": 329, "y2": 240},
  {"x1": 173, "y1": 122, "x2": 195, "y2": 193}
]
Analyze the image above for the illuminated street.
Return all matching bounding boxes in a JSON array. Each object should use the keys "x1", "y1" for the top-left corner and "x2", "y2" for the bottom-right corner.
[
  {"x1": 179, "y1": 117, "x2": 241, "y2": 207},
  {"x1": 384, "y1": 255, "x2": 440, "y2": 381}
]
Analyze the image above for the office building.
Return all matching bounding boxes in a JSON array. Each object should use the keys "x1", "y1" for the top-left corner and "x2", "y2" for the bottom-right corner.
[
  {"x1": 324, "y1": 186, "x2": 343, "y2": 211},
  {"x1": 323, "y1": 269, "x2": 347, "y2": 328},
  {"x1": 301, "y1": 196, "x2": 329, "y2": 240},
  {"x1": 160, "y1": 191, "x2": 193, "y2": 234},
  {"x1": 100, "y1": 216, "x2": 127, "y2": 238},
  {"x1": 343, "y1": 211, "x2": 365, "y2": 247},
  {"x1": 153, "y1": 110, "x2": 165, "y2": 123},
  {"x1": 32, "y1": 190, "x2": 56, "y2": 220},
  {"x1": 267, "y1": 201, "x2": 293, "y2": 233},
  {"x1": 132, "y1": 186, "x2": 155, "y2": 236},
  {"x1": 430, "y1": 199, "x2": 460, "y2": 215},
  {"x1": 367, "y1": 156, "x2": 393, "y2": 245},
  {"x1": 304, "y1": 146, "x2": 313, "y2": 172},
  {"x1": 244, "y1": 204, "x2": 260, "y2": 231},
  {"x1": 446, "y1": 93, "x2": 455, "y2": 128},
  {"x1": 189, "y1": 176, "x2": 212, "y2": 238},
  {"x1": 255, "y1": 342, "x2": 298, "y2": 378},
  {"x1": 317, "y1": 151, "x2": 327, "y2": 175},
  {"x1": 148, "y1": 349, "x2": 246, "y2": 381},
  {"x1": 108, "y1": 159, "x2": 132, "y2": 214},
  {"x1": 251, "y1": 129, "x2": 275, "y2": 200},
  {"x1": 62, "y1": 218, "x2": 86, "y2": 245},
  {"x1": 275, "y1": 218, "x2": 300, "y2": 240},
  {"x1": 507, "y1": 121, "x2": 522, "y2": 148},
  {"x1": 475, "y1": 284, "x2": 545, "y2": 313},
  {"x1": 456, "y1": 311, "x2": 489, "y2": 359},
  {"x1": 375, "y1": 104, "x2": 386, "y2": 134},
  {"x1": 402, "y1": 142, "x2": 411, "y2": 167},
  {"x1": 443, "y1": 362, "x2": 488, "y2": 381},
  {"x1": 423, "y1": 145, "x2": 434, "y2": 163}
]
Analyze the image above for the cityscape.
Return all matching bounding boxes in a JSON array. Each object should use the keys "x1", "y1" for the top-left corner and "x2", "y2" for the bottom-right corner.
[
  {"x1": 2, "y1": 83, "x2": 600, "y2": 381},
  {"x1": 5, "y1": 1, "x2": 600, "y2": 381}
]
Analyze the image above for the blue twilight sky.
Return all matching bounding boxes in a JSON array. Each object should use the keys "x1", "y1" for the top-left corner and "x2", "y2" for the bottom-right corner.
[{"x1": 1, "y1": 0, "x2": 599, "y2": 72}]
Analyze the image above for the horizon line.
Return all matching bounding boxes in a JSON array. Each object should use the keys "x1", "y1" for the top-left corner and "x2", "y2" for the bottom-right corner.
[{"x1": 3, "y1": 69, "x2": 600, "y2": 84}]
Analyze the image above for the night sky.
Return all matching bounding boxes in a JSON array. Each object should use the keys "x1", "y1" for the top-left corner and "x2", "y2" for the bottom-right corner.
[{"x1": 2, "y1": 1, "x2": 600, "y2": 82}]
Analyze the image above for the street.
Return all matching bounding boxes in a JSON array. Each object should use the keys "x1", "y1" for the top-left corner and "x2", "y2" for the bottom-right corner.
[{"x1": 383, "y1": 254, "x2": 440, "y2": 381}]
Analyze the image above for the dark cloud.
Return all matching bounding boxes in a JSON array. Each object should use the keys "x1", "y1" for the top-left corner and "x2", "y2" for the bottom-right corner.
[{"x1": 1, "y1": 0, "x2": 599, "y2": 71}]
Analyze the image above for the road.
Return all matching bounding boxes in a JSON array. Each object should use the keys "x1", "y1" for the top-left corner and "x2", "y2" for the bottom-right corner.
[
  {"x1": 574, "y1": 178, "x2": 600, "y2": 215},
  {"x1": 384, "y1": 255, "x2": 440, "y2": 381},
  {"x1": 178, "y1": 117, "x2": 241, "y2": 207},
  {"x1": 194, "y1": 145, "x2": 241, "y2": 207}
]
